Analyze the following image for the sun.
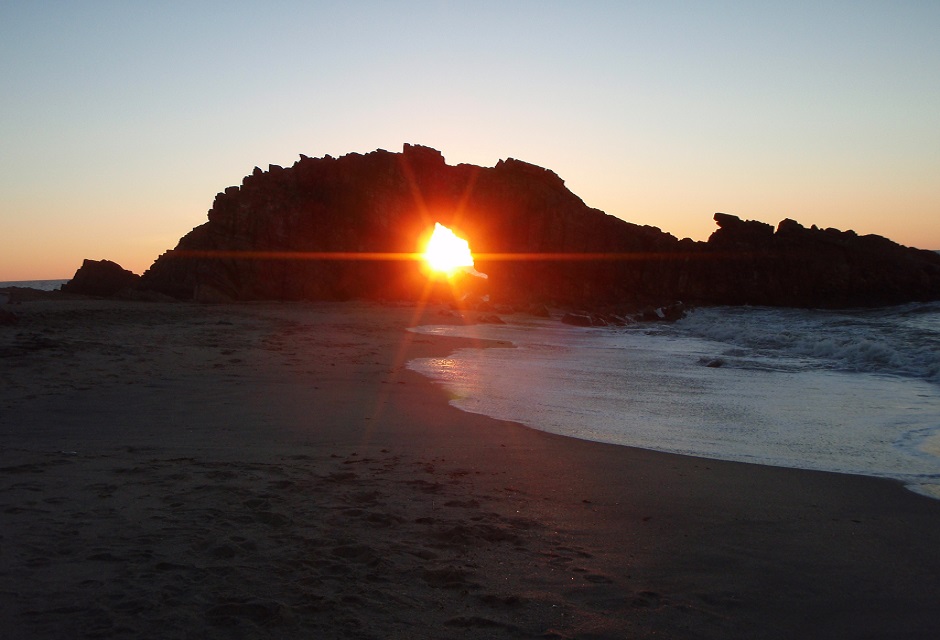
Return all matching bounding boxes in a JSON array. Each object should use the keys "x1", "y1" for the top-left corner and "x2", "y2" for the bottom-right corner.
[{"x1": 423, "y1": 223, "x2": 475, "y2": 276}]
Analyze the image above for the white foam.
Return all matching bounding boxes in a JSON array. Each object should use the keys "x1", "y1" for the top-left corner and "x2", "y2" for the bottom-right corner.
[
  {"x1": 676, "y1": 304, "x2": 940, "y2": 383},
  {"x1": 408, "y1": 309, "x2": 940, "y2": 498}
]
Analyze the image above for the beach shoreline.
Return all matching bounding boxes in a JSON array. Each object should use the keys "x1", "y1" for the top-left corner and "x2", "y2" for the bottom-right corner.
[{"x1": 3, "y1": 298, "x2": 940, "y2": 638}]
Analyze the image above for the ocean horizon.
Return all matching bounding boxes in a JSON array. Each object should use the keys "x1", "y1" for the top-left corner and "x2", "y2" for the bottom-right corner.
[{"x1": 0, "y1": 279, "x2": 69, "y2": 291}]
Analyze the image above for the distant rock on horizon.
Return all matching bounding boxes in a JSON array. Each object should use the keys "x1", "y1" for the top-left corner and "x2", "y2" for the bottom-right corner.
[{"x1": 123, "y1": 144, "x2": 940, "y2": 308}]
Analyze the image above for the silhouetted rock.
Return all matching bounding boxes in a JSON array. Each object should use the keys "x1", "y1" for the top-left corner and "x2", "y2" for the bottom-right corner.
[
  {"x1": 132, "y1": 145, "x2": 940, "y2": 309},
  {"x1": 137, "y1": 145, "x2": 684, "y2": 306},
  {"x1": 62, "y1": 259, "x2": 141, "y2": 297},
  {"x1": 683, "y1": 213, "x2": 940, "y2": 307}
]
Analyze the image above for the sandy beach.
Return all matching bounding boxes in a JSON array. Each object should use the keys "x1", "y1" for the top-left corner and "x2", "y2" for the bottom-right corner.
[{"x1": 2, "y1": 297, "x2": 940, "y2": 639}]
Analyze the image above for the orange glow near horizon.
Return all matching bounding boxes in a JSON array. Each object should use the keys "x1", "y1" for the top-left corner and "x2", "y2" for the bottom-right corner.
[{"x1": 422, "y1": 223, "x2": 475, "y2": 276}]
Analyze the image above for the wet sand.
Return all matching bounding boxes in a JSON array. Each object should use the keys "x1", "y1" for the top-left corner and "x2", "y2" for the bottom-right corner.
[{"x1": 2, "y1": 297, "x2": 940, "y2": 639}]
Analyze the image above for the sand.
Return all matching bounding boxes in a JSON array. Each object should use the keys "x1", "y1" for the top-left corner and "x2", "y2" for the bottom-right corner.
[{"x1": 2, "y1": 296, "x2": 940, "y2": 639}]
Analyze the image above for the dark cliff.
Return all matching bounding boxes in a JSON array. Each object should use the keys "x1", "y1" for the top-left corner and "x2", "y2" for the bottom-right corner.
[
  {"x1": 689, "y1": 214, "x2": 940, "y2": 307},
  {"x1": 136, "y1": 144, "x2": 940, "y2": 308}
]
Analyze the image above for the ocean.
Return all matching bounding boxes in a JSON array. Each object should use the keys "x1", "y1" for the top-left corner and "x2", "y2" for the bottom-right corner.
[
  {"x1": 0, "y1": 279, "x2": 68, "y2": 291},
  {"x1": 408, "y1": 302, "x2": 940, "y2": 499}
]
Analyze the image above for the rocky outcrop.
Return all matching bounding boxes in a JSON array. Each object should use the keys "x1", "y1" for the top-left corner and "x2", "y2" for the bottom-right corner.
[
  {"x1": 62, "y1": 259, "x2": 141, "y2": 297},
  {"x1": 684, "y1": 214, "x2": 940, "y2": 307},
  {"x1": 130, "y1": 144, "x2": 939, "y2": 309},
  {"x1": 138, "y1": 144, "x2": 683, "y2": 306}
]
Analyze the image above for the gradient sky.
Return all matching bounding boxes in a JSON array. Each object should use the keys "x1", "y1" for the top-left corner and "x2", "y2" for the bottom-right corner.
[{"x1": 2, "y1": 1, "x2": 938, "y2": 280}]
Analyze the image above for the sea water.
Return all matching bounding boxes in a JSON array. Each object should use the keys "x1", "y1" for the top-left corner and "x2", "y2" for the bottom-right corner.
[
  {"x1": 0, "y1": 279, "x2": 68, "y2": 291},
  {"x1": 407, "y1": 303, "x2": 940, "y2": 499}
]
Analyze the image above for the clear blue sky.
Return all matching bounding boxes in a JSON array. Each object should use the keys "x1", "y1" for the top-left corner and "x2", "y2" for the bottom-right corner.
[{"x1": 2, "y1": 1, "x2": 938, "y2": 279}]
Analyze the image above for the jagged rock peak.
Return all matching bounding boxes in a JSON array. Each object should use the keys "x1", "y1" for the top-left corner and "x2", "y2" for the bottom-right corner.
[
  {"x1": 402, "y1": 143, "x2": 446, "y2": 165},
  {"x1": 494, "y1": 157, "x2": 565, "y2": 188}
]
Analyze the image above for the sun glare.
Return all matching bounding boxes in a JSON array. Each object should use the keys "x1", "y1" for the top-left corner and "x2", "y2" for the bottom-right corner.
[{"x1": 423, "y1": 223, "x2": 474, "y2": 275}]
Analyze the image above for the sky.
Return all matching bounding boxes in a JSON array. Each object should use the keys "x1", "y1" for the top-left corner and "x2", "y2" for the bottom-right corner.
[{"x1": 2, "y1": 1, "x2": 939, "y2": 280}]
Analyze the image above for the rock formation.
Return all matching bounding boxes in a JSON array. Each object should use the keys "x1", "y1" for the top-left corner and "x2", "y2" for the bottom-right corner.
[
  {"x1": 62, "y1": 259, "x2": 141, "y2": 297},
  {"x1": 685, "y1": 214, "x2": 940, "y2": 307},
  {"x1": 123, "y1": 144, "x2": 940, "y2": 308}
]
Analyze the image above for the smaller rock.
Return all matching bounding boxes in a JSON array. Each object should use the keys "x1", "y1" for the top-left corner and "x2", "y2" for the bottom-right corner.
[
  {"x1": 638, "y1": 302, "x2": 686, "y2": 322},
  {"x1": 61, "y1": 259, "x2": 140, "y2": 297},
  {"x1": 660, "y1": 301, "x2": 687, "y2": 322}
]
